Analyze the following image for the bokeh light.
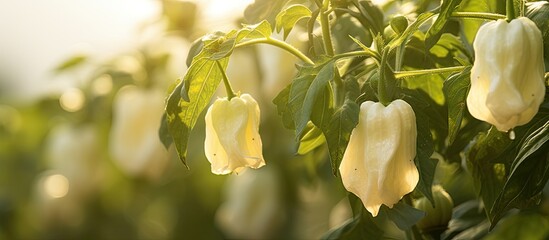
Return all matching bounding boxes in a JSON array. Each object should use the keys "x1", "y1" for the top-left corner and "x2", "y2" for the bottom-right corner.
[
  {"x1": 59, "y1": 88, "x2": 85, "y2": 112},
  {"x1": 43, "y1": 174, "x2": 70, "y2": 199}
]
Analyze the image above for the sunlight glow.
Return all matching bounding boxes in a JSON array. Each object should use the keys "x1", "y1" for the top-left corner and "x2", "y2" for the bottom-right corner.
[
  {"x1": 92, "y1": 74, "x2": 113, "y2": 95},
  {"x1": 60, "y1": 88, "x2": 85, "y2": 112},
  {"x1": 44, "y1": 174, "x2": 70, "y2": 198}
]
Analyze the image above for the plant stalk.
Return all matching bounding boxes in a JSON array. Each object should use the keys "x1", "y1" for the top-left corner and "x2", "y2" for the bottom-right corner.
[
  {"x1": 320, "y1": 0, "x2": 335, "y2": 56},
  {"x1": 451, "y1": 12, "x2": 507, "y2": 21},
  {"x1": 377, "y1": 48, "x2": 391, "y2": 106},
  {"x1": 216, "y1": 61, "x2": 236, "y2": 100},
  {"x1": 236, "y1": 38, "x2": 314, "y2": 65},
  {"x1": 507, "y1": 0, "x2": 516, "y2": 21},
  {"x1": 394, "y1": 66, "x2": 468, "y2": 79}
]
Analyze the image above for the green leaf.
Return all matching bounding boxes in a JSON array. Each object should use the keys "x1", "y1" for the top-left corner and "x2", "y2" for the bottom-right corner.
[
  {"x1": 402, "y1": 92, "x2": 438, "y2": 204},
  {"x1": 349, "y1": 35, "x2": 371, "y2": 52},
  {"x1": 311, "y1": 85, "x2": 335, "y2": 130},
  {"x1": 380, "y1": 202, "x2": 425, "y2": 230},
  {"x1": 458, "y1": 0, "x2": 500, "y2": 49},
  {"x1": 275, "y1": 4, "x2": 311, "y2": 40},
  {"x1": 510, "y1": 112, "x2": 549, "y2": 176},
  {"x1": 466, "y1": 127, "x2": 512, "y2": 221},
  {"x1": 244, "y1": 0, "x2": 291, "y2": 25},
  {"x1": 483, "y1": 212, "x2": 549, "y2": 240},
  {"x1": 166, "y1": 53, "x2": 229, "y2": 167},
  {"x1": 237, "y1": 20, "x2": 272, "y2": 40},
  {"x1": 158, "y1": 113, "x2": 173, "y2": 150},
  {"x1": 186, "y1": 38, "x2": 204, "y2": 67},
  {"x1": 273, "y1": 84, "x2": 295, "y2": 130},
  {"x1": 443, "y1": 67, "x2": 471, "y2": 145},
  {"x1": 425, "y1": 0, "x2": 463, "y2": 50},
  {"x1": 53, "y1": 55, "x2": 87, "y2": 73},
  {"x1": 297, "y1": 123, "x2": 326, "y2": 155},
  {"x1": 324, "y1": 99, "x2": 359, "y2": 175},
  {"x1": 401, "y1": 71, "x2": 446, "y2": 105},
  {"x1": 430, "y1": 33, "x2": 472, "y2": 66},
  {"x1": 352, "y1": 0, "x2": 384, "y2": 34},
  {"x1": 442, "y1": 200, "x2": 488, "y2": 240},
  {"x1": 209, "y1": 20, "x2": 272, "y2": 60},
  {"x1": 490, "y1": 108, "x2": 549, "y2": 225},
  {"x1": 289, "y1": 60, "x2": 335, "y2": 138}
]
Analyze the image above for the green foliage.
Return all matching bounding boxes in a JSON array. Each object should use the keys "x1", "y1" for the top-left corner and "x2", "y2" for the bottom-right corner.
[
  {"x1": 275, "y1": 4, "x2": 312, "y2": 40},
  {"x1": 443, "y1": 67, "x2": 471, "y2": 144},
  {"x1": 164, "y1": 0, "x2": 549, "y2": 238},
  {"x1": 425, "y1": 0, "x2": 463, "y2": 50},
  {"x1": 297, "y1": 123, "x2": 325, "y2": 155},
  {"x1": 289, "y1": 60, "x2": 335, "y2": 138},
  {"x1": 322, "y1": 195, "x2": 425, "y2": 239},
  {"x1": 467, "y1": 106, "x2": 549, "y2": 226},
  {"x1": 402, "y1": 90, "x2": 438, "y2": 205},
  {"x1": 484, "y1": 212, "x2": 549, "y2": 240},
  {"x1": 53, "y1": 55, "x2": 87, "y2": 73},
  {"x1": 323, "y1": 98, "x2": 359, "y2": 175},
  {"x1": 244, "y1": 0, "x2": 292, "y2": 25}
]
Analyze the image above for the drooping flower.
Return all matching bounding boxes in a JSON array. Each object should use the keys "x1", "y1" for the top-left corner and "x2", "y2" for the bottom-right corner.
[
  {"x1": 467, "y1": 17, "x2": 545, "y2": 132},
  {"x1": 204, "y1": 93, "x2": 265, "y2": 175},
  {"x1": 339, "y1": 100, "x2": 419, "y2": 217}
]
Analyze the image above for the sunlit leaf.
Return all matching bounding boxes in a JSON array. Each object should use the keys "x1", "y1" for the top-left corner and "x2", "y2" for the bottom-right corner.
[
  {"x1": 297, "y1": 123, "x2": 325, "y2": 155},
  {"x1": 275, "y1": 4, "x2": 311, "y2": 40},
  {"x1": 186, "y1": 38, "x2": 204, "y2": 67},
  {"x1": 237, "y1": 20, "x2": 272, "y2": 40},
  {"x1": 430, "y1": 34, "x2": 472, "y2": 66},
  {"x1": 166, "y1": 50, "x2": 229, "y2": 166},
  {"x1": 210, "y1": 21, "x2": 272, "y2": 60},
  {"x1": 53, "y1": 55, "x2": 87, "y2": 73},
  {"x1": 458, "y1": 0, "x2": 500, "y2": 49},
  {"x1": 244, "y1": 0, "x2": 291, "y2": 25},
  {"x1": 401, "y1": 71, "x2": 446, "y2": 105}
]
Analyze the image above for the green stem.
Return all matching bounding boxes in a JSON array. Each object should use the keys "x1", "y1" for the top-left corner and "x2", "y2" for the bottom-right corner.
[
  {"x1": 216, "y1": 61, "x2": 236, "y2": 100},
  {"x1": 235, "y1": 38, "x2": 314, "y2": 65},
  {"x1": 320, "y1": 0, "x2": 335, "y2": 56},
  {"x1": 334, "y1": 50, "x2": 381, "y2": 62},
  {"x1": 394, "y1": 66, "x2": 468, "y2": 79},
  {"x1": 451, "y1": 12, "x2": 507, "y2": 21},
  {"x1": 507, "y1": 0, "x2": 516, "y2": 21},
  {"x1": 377, "y1": 48, "x2": 391, "y2": 106}
]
